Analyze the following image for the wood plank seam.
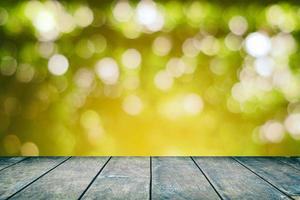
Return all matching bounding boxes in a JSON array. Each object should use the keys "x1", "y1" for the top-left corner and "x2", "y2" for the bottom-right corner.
[
  {"x1": 77, "y1": 156, "x2": 112, "y2": 200},
  {"x1": 149, "y1": 156, "x2": 152, "y2": 200},
  {"x1": 0, "y1": 158, "x2": 28, "y2": 173},
  {"x1": 6, "y1": 157, "x2": 71, "y2": 199},
  {"x1": 278, "y1": 159, "x2": 300, "y2": 172},
  {"x1": 190, "y1": 157, "x2": 223, "y2": 200},
  {"x1": 232, "y1": 157, "x2": 294, "y2": 200}
]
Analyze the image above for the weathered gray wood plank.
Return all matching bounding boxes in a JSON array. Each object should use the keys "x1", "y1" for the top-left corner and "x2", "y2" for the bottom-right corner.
[
  {"x1": 152, "y1": 157, "x2": 219, "y2": 200},
  {"x1": 81, "y1": 157, "x2": 150, "y2": 200},
  {"x1": 0, "y1": 156, "x2": 298, "y2": 200},
  {"x1": 279, "y1": 157, "x2": 300, "y2": 171},
  {"x1": 0, "y1": 157, "x2": 67, "y2": 199},
  {"x1": 193, "y1": 157, "x2": 289, "y2": 200},
  {"x1": 236, "y1": 157, "x2": 300, "y2": 199},
  {"x1": 10, "y1": 157, "x2": 110, "y2": 200},
  {"x1": 0, "y1": 157, "x2": 25, "y2": 171}
]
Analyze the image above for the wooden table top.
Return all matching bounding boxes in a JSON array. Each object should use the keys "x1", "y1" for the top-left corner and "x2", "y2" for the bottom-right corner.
[{"x1": 0, "y1": 157, "x2": 299, "y2": 199}]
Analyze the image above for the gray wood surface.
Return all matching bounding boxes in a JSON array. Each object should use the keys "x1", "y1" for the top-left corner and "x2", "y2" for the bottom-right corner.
[
  {"x1": 0, "y1": 157, "x2": 67, "y2": 199},
  {"x1": 0, "y1": 157, "x2": 299, "y2": 199},
  {"x1": 0, "y1": 157, "x2": 25, "y2": 171},
  {"x1": 10, "y1": 157, "x2": 110, "y2": 200},
  {"x1": 193, "y1": 157, "x2": 289, "y2": 200},
  {"x1": 152, "y1": 157, "x2": 219, "y2": 200},
  {"x1": 236, "y1": 157, "x2": 300, "y2": 199},
  {"x1": 279, "y1": 157, "x2": 300, "y2": 171},
  {"x1": 81, "y1": 157, "x2": 150, "y2": 200}
]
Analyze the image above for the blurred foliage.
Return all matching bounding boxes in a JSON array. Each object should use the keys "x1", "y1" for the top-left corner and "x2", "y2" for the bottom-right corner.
[{"x1": 0, "y1": 0, "x2": 300, "y2": 155}]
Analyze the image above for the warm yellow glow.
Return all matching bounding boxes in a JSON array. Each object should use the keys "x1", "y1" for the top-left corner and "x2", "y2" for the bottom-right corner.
[
  {"x1": 259, "y1": 121, "x2": 285, "y2": 143},
  {"x1": 48, "y1": 54, "x2": 69, "y2": 76},
  {"x1": 152, "y1": 36, "x2": 172, "y2": 56},
  {"x1": 113, "y1": 1, "x2": 133, "y2": 22},
  {"x1": 74, "y1": 6, "x2": 94, "y2": 27},
  {"x1": 3, "y1": 135, "x2": 21, "y2": 155},
  {"x1": 21, "y1": 142, "x2": 39, "y2": 156},
  {"x1": 34, "y1": 10, "x2": 56, "y2": 33},
  {"x1": 285, "y1": 114, "x2": 300, "y2": 139},
  {"x1": 121, "y1": 48, "x2": 142, "y2": 69},
  {"x1": 136, "y1": 0, "x2": 164, "y2": 32},
  {"x1": 122, "y1": 95, "x2": 143, "y2": 115},
  {"x1": 154, "y1": 70, "x2": 173, "y2": 91},
  {"x1": 95, "y1": 58, "x2": 119, "y2": 85},
  {"x1": 229, "y1": 16, "x2": 248, "y2": 36},
  {"x1": 245, "y1": 32, "x2": 271, "y2": 58},
  {"x1": 2, "y1": 1, "x2": 300, "y2": 156},
  {"x1": 182, "y1": 93, "x2": 204, "y2": 115}
]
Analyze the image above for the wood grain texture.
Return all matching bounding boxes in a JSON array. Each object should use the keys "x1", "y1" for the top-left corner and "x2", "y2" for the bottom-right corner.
[
  {"x1": 0, "y1": 157, "x2": 299, "y2": 199},
  {"x1": 0, "y1": 157, "x2": 25, "y2": 171},
  {"x1": 279, "y1": 157, "x2": 300, "y2": 171},
  {"x1": 10, "y1": 157, "x2": 110, "y2": 200},
  {"x1": 193, "y1": 157, "x2": 289, "y2": 200},
  {"x1": 236, "y1": 157, "x2": 300, "y2": 199},
  {"x1": 152, "y1": 157, "x2": 219, "y2": 200},
  {"x1": 0, "y1": 157, "x2": 67, "y2": 199},
  {"x1": 81, "y1": 157, "x2": 150, "y2": 200}
]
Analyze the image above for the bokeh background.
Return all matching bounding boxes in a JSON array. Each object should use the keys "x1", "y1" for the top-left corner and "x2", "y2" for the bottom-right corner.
[{"x1": 1, "y1": 0, "x2": 300, "y2": 156}]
